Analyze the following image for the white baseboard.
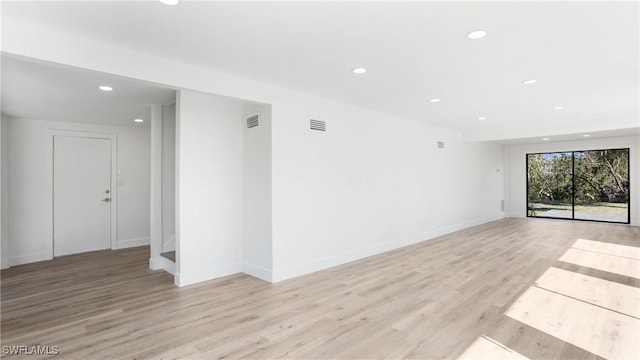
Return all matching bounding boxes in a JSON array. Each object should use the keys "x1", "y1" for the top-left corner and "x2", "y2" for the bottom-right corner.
[
  {"x1": 1, "y1": 257, "x2": 9, "y2": 269},
  {"x1": 272, "y1": 213, "x2": 505, "y2": 283},
  {"x1": 117, "y1": 237, "x2": 150, "y2": 249},
  {"x1": 161, "y1": 257, "x2": 175, "y2": 275},
  {"x1": 174, "y1": 262, "x2": 242, "y2": 287},
  {"x1": 10, "y1": 252, "x2": 52, "y2": 266},
  {"x1": 150, "y1": 256, "x2": 175, "y2": 275},
  {"x1": 149, "y1": 256, "x2": 162, "y2": 271},
  {"x1": 243, "y1": 262, "x2": 273, "y2": 283}
]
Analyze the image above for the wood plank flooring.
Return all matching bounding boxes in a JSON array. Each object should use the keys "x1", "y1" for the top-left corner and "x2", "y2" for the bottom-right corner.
[
  {"x1": 160, "y1": 251, "x2": 176, "y2": 262},
  {"x1": 1, "y1": 218, "x2": 638, "y2": 359},
  {"x1": 458, "y1": 336, "x2": 529, "y2": 360}
]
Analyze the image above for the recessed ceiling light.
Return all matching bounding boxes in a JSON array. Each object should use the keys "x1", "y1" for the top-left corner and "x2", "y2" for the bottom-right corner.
[
  {"x1": 98, "y1": 85, "x2": 113, "y2": 92},
  {"x1": 352, "y1": 67, "x2": 367, "y2": 74},
  {"x1": 467, "y1": 30, "x2": 488, "y2": 39},
  {"x1": 522, "y1": 79, "x2": 538, "y2": 85},
  {"x1": 134, "y1": 119, "x2": 144, "y2": 123},
  {"x1": 583, "y1": 134, "x2": 591, "y2": 137},
  {"x1": 478, "y1": 117, "x2": 487, "y2": 120},
  {"x1": 554, "y1": 105, "x2": 565, "y2": 110},
  {"x1": 542, "y1": 137, "x2": 550, "y2": 141},
  {"x1": 158, "y1": 0, "x2": 179, "y2": 5},
  {"x1": 429, "y1": 98, "x2": 441, "y2": 103}
]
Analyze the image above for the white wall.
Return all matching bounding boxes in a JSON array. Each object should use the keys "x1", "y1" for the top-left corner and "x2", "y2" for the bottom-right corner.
[
  {"x1": 149, "y1": 104, "x2": 163, "y2": 269},
  {"x1": 242, "y1": 103, "x2": 273, "y2": 281},
  {"x1": 506, "y1": 135, "x2": 640, "y2": 225},
  {"x1": 162, "y1": 103, "x2": 176, "y2": 252},
  {"x1": 6, "y1": 118, "x2": 151, "y2": 265},
  {"x1": 270, "y1": 97, "x2": 505, "y2": 281},
  {"x1": 175, "y1": 91, "x2": 244, "y2": 286},
  {"x1": 3, "y1": 18, "x2": 507, "y2": 284},
  {"x1": 1, "y1": 115, "x2": 8, "y2": 269}
]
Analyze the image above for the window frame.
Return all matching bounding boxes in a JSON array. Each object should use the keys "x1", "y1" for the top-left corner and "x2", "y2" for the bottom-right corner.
[{"x1": 526, "y1": 147, "x2": 630, "y2": 224}]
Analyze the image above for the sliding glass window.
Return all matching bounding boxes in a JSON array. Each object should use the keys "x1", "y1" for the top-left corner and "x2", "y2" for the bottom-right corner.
[{"x1": 526, "y1": 148, "x2": 630, "y2": 224}]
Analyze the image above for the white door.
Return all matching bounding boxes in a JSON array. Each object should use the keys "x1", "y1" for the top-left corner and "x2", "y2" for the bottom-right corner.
[{"x1": 54, "y1": 136, "x2": 112, "y2": 256}]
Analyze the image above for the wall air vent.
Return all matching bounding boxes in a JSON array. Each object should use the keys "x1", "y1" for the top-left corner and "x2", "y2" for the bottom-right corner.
[
  {"x1": 246, "y1": 113, "x2": 260, "y2": 129},
  {"x1": 310, "y1": 118, "x2": 326, "y2": 132}
]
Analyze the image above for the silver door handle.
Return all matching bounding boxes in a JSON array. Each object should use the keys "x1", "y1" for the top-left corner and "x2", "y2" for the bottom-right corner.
[{"x1": 101, "y1": 198, "x2": 112, "y2": 202}]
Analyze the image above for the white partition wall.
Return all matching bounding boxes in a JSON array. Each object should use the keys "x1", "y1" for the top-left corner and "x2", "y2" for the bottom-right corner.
[
  {"x1": 149, "y1": 105, "x2": 163, "y2": 270},
  {"x1": 173, "y1": 89, "x2": 506, "y2": 285},
  {"x1": 242, "y1": 103, "x2": 273, "y2": 282},
  {"x1": 162, "y1": 104, "x2": 176, "y2": 253},
  {"x1": 0, "y1": 116, "x2": 8, "y2": 269},
  {"x1": 175, "y1": 90, "x2": 244, "y2": 287}
]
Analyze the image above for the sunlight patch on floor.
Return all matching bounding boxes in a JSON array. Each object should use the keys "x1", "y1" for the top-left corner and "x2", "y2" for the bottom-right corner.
[
  {"x1": 505, "y1": 286, "x2": 639, "y2": 360},
  {"x1": 460, "y1": 239, "x2": 640, "y2": 359},
  {"x1": 458, "y1": 335, "x2": 528, "y2": 360},
  {"x1": 457, "y1": 336, "x2": 529, "y2": 360},
  {"x1": 559, "y1": 248, "x2": 640, "y2": 279},
  {"x1": 572, "y1": 239, "x2": 640, "y2": 260},
  {"x1": 535, "y1": 267, "x2": 640, "y2": 318}
]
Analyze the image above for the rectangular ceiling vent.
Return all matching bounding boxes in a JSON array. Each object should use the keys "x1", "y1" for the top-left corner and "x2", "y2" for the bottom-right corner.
[
  {"x1": 437, "y1": 141, "x2": 445, "y2": 149},
  {"x1": 246, "y1": 113, "x2": 260, "y2": 129},
  {"x1": 310, "y1": 118, "x2": 326, "y2": 132}
]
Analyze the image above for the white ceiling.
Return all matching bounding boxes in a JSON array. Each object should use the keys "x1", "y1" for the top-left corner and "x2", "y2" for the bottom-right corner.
[
  {"x1": 500, "y1": 128, "x2": 640, "y2": 145},
  {"x1": 1, "y1": 1, "x2": 638, "y2": 137},
  {"x1": 1, "y1": 55, "x2": 175, "y2": 127}
]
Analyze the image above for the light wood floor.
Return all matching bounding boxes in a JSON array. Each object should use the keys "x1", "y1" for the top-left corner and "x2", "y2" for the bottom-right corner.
[{"x1": 1, "y1": 218, "x2": 638, "y2": 359}]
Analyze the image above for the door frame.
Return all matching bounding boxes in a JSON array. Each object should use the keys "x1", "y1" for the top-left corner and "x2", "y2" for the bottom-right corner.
[{"x1": 45, "y1": 129, "x2": 118, "y2": 258}]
